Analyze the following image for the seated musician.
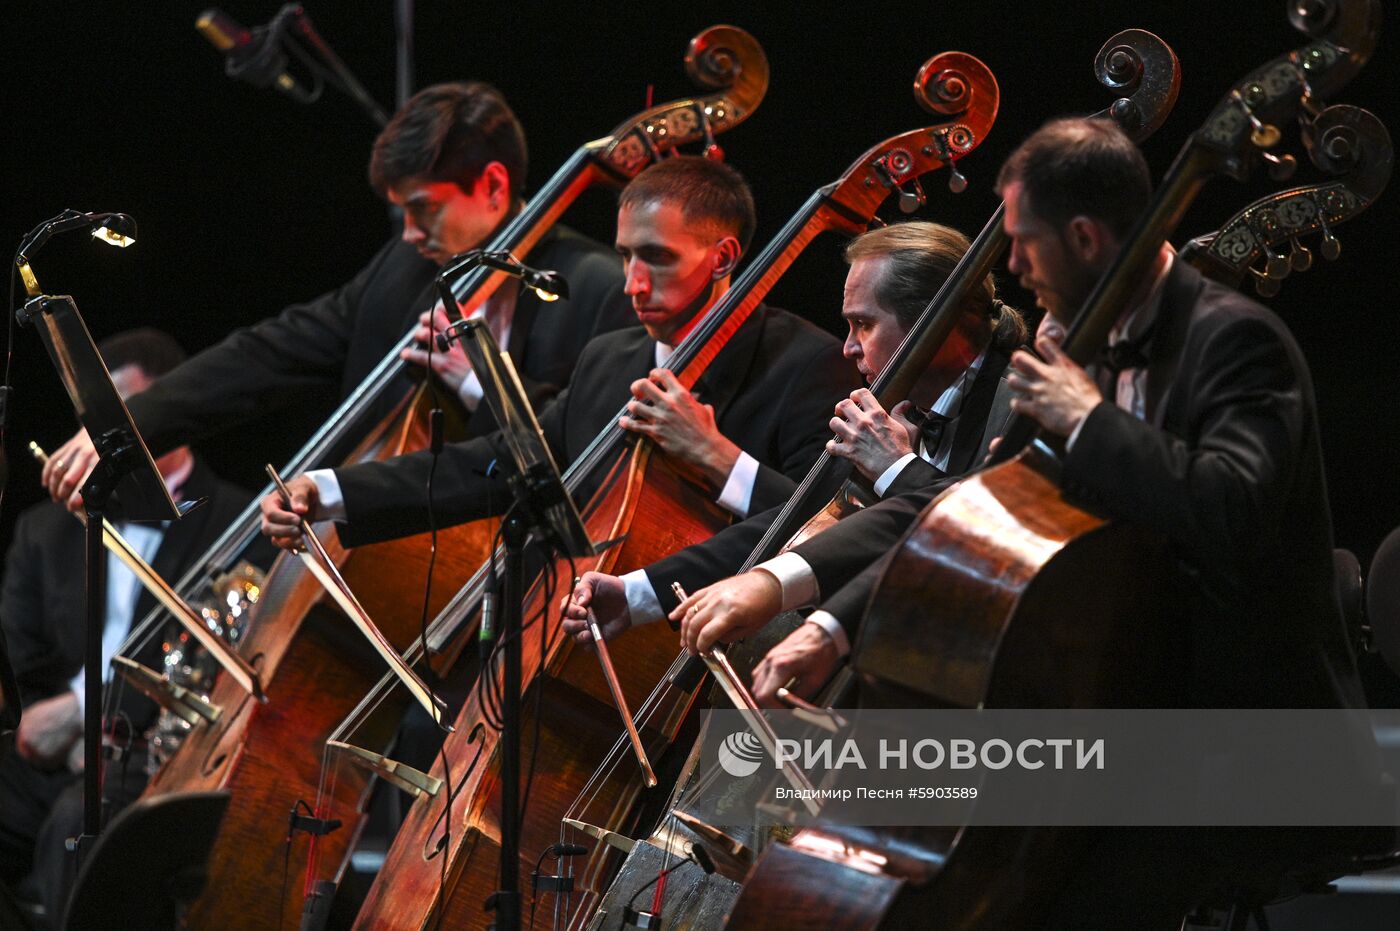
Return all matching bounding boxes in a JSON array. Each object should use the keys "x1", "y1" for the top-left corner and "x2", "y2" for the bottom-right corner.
[
  {"x1": 678, "y1": 117, "x2": 1367, "y2": 729},
  {"x1": 42, "y1": 81, "x2": 634, "y2": 512},
  {"x1": 0, "y1": 329, "x2": 249, "y2": 923},
  {"x1": 259, "y1": 156, "x2": 860, "y2": 555},
  {"x1": 559, "y1": 221, "x2": 1026, "y2": 643}
]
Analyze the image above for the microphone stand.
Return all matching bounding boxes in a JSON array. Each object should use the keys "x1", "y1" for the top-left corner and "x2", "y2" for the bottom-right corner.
[
  {"x1": 282, "y1": 5, "x2": 389, "y2": 127},
  {"x1": 491, "y1": 466, "x2": 559, "y2": 931},
  {"x1": 394, "y1": 0, "x2": 414, "y2": 110},
  {"x1": 446, "y1": 321, "x2": 597, "y2": 931}
]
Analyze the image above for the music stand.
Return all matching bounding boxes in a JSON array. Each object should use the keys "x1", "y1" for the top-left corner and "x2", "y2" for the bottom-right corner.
[
  {"x1": 62, "y1": 790, "x2": 231, "y2": 930},
  {"x1": 455, "y1": 320, "x2": 597, "y2": 930},
  {"x1": 17, "y1": 292, "x2": 202, "y2": 861}
]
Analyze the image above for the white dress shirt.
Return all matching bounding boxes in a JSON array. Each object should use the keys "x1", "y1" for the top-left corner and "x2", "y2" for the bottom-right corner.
[{"x1": 69, "y1": 454, "x2": 193, "y2": 711}]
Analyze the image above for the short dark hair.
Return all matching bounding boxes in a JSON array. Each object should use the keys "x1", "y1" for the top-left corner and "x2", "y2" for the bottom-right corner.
[
  {"x1": 995, "y1": 117, "x2": 1152, "y2": 240},
  {"x1": 369, "y1": 81, "x2": 527, "y2": 199},
  {"x1": 98, "y1": 328, "x2": 186, "y2": 379},
  {"x1": 845, "y1": 222, "x2": 1027, "y2": 353},
  {"x1": 619, "y1": 157, "x2": 757, "y2": 252}
]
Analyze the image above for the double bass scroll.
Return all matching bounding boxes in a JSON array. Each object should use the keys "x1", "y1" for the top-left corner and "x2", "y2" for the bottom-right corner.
[{"x1": 1181, "y1": 104, "x2": 1392, "y2": 293}]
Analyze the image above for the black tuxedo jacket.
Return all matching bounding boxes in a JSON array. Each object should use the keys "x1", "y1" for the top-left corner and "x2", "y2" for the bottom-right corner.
[
  {"x1": 642, "y1": 346, "x2": 1013, "y2": 615},
  {"x1": 1058, "y1": 260, "x2": 1361, "y2": 708},
  {"x1": 335, "y1": 305, "x2": 860, "y2": 548},
  {"x1": 824, "y1": 262, "x2": 1361, "y2": 709},
  {"x1": 0, "y1": 460, "x2": 249, "y2": 726},
  {"x1": 125, "y1": 227, "x2": 633, "y2": 455}
]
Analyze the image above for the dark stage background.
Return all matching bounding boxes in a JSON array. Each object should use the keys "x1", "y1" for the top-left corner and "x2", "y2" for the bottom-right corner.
[{"x1": 5, "y1": 2, "x2": 1398, "y2": 696}]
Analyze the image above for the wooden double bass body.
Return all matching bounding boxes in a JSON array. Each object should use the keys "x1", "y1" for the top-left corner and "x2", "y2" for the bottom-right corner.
[
  {"x1": 133, "y1": 25, "x2": 771, "y2": 930},
  {"x1": 140, "y1": 391, "x2": 492, "y2": 930},
  {"x1": 726, "y1": 4, "x2": 1381, "y2": 929},
  {"x1": 349, "y1": 51, "x2": 1001, "y2": 931}
]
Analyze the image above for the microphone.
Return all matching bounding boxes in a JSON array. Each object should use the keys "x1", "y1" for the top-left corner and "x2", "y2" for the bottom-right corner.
[
  {"x1": 434, "y1": 251, "x2": 571, "y2": 351},
  {"x1": 196, "y1": 7, "x2": 315, "y2": 104}
]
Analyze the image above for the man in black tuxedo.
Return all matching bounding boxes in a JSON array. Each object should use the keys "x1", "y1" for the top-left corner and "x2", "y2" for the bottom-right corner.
[
  {"x1": 722, "y1": 117, "x2": 1364, "y2": 719},
  {"x1": 42, "y1": 81, "x2": 632, "y2": 511},
  {"x1": 259, "y1": 157, "x2": 859, "y2": 556},
  {"x1": 559, "y1": 221, "x2": 1025, "y2": 643},
  {"x1": 0, "y1": 329, "x2": 248, "y2": 921}
]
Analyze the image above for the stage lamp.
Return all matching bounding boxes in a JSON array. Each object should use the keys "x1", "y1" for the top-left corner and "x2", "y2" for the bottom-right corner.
[
  {"x1": 90, "y1": 214, "x2": 138, "y2": 249},
  {"x1": 518, "y1": 266, "x2": 568, "y2": 302},
  {"x1": 15, "y1": 210, "x2": 139, "y2": 297}
]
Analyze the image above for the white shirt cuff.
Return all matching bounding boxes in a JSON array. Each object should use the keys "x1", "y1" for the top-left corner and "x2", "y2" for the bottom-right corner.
[
  {"x1": 621, "y1": 569, "x2": 667, "y2": 626},
  {"x1": 1065, "y1": 406, "x2": 1095, "y2": 452},
  {"x1": 805, "y1": 612, "x2": 850, "y2": 659},
  {"x1": 754, "y1": 552, "x2": 819, "y2": 612},
  {"x1": 872, "y1": 452, "x2": 919, "y2": 498},
  {"x1": 68, "y1": 680, "x2": 85, "y2": 715},
  {"x1": 307, "y1": 469, "x2": 347, "y2": 521},
  {"x1": 457, "y1": 369, "x2": 484, "y2": 412},
  {"x1": 716, "y1": 451, "x2": 759, "y2": 518}
]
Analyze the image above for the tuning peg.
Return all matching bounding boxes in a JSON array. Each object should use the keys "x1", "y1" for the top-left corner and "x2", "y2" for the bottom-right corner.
[
  {"x1": 1315, "y1": 212, "x2": 1341, "y2": 261},
  {"x1": 929, "y1": 129, "x2": 969, "y2": 194},
  {"x1": 1288, "y1": 237, "x2": 1313, "y2": 272},
  {"x1": 700, "y1": 112, "x2": 725, "y2": 162},
  {"x1": 1250, "y1": 121, "x2": 1283, "y2": 149},
  {"x1": 947, "y1": 162, "x2": 969, "y2": 194},
  {"x1": 1251, "y1": 267, "x2": 1282, "y2": 298},
  {"x1": 898, "y1": 178, "x2": 927, "y2": 214},
  {"x1": 1262, "y1": 243, "x2": 1290, "y2": 281},
  {"x1": 1261, "y1": 151, "x2": 1297, "y2": 181},
  {"x1": 1232, "y1": 89, "x2": 1282, "y2": 150}
]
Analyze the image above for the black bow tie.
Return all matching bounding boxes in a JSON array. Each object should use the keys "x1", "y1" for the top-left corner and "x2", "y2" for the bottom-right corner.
[
  {"x1": 1098, "y1": 340, "x2": 1150, "y2": 375},
  {"x1": 907, "y1": 407, "x2": 952, "y2": 454},
  {"x1": 1097, "y1": 309, "x2": 1161, "y2": 376}
]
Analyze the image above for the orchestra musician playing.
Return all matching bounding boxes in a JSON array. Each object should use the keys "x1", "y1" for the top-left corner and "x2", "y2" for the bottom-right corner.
[
  {"x1": 676, "y1": 117, "x2": 1366, "y2": 725},
  {"x1": 259, "y1": 156, "x2": 859, "y2": 559},
  {"x1": 559, "y1": 221, "x2": 1026, "y2": 644},
  {"x1": 41, "y1": 81, "x2": 633, "y2": 513}
]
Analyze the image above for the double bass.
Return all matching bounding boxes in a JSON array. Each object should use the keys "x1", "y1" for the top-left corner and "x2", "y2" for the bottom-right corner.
[
  {"x1": 130, "y1": 26, "x2": 770, "y2": 930},
  {"x1": 347, "y1": 51, "x2": 1000, "y2": 931},
  {"x1": 727, "y1": 3, "x2": 1382, "y2": 928},
  {"x1": 578, "y1": 26, "x2": 1182, "y2": 931}
]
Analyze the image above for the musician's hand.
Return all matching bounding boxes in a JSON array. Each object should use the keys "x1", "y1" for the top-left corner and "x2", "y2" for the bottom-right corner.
[
  {"x1": 672, "y1": 571, "x2": 782, "y2": 654},
  {"x1": 400, "y1": 305, "x2": 474, "y2": 395},
  {"x1": 43, "y1": 428, "x2": 100, "y2": 513},
  {"x1": 750, "y1": 622, "x2": 840, "y2": 709},
  {"x1": 1006, "y1": 334, "x2": 1101, "y2": 438},
  {"x1": 560, "y1": 572, "x2": 633, "y2": 644},
  {"x1": 16, "y1": 691, "x2": 82, "y2": 769},
  {"x1": 619, "y1": 369, "x2": 740, "y2": 490},
  {"x1": 259, "y1": 476, "x2": 321, "y2": 550},
  {"x1": 826, "y1": 389, "x2": 917, "y2": 482}
]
